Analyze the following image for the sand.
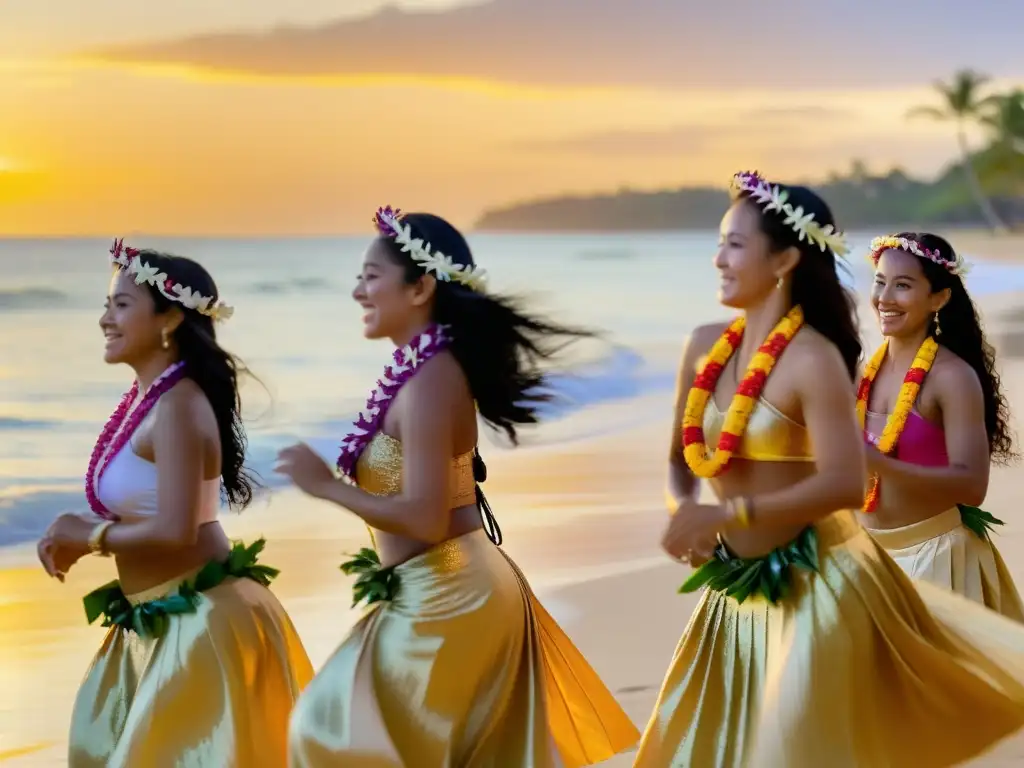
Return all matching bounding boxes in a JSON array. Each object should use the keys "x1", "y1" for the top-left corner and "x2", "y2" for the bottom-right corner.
[{"x1": 4, "y1": 279, "x2": 1024, "y2": 766}]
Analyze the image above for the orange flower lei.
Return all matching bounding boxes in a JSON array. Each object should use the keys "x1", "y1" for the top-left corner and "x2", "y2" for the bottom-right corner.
[
  {"x1": 682, "y1": 306, "x2": 805, "y2": 478},
  {"x1": 856, "y1": 337, "x2": 939, "y2": 511}
]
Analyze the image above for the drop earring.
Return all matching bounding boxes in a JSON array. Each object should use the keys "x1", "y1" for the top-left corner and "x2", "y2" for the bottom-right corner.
[
  {"x1": 933, "y1": 311, "x2": 941, "y2": 337},
  {"x1": 161, "y1": 328, "x2": 170, "y2": 350},
  {"x1": 776, "y1": 276, "x2": 784, "y2": 290}
]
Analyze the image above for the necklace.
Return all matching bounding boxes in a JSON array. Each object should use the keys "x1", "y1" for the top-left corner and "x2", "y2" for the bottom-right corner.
[
  {"x1": 856, "y1": 337, "x2": 939, "y2": 511},
  {"x1": 682, "y1": 306, "x2": 804, "y2": 478},
  {"x1": 85, "y1": 362, "x2": 187, "y2": 520},
  {"x1": 336, "y1": 324, "x2": 451, "y2": 479}
]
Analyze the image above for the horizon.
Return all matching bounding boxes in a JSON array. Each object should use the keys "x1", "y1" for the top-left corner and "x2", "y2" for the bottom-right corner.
[{"x1": 1, "y1": 0, "x2": 1022, "y2": 236}]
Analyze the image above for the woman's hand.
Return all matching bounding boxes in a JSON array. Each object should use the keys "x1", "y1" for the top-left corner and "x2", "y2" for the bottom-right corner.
[
  {"x1": 661, "y1": 500, "x2": 729, "y2": 564},
  {"x1": 274, "y1": 443, "x2": 336, "y2": 498},
  {"x1": 40, "y1": 513, "x2": 99, "y2": 580}
]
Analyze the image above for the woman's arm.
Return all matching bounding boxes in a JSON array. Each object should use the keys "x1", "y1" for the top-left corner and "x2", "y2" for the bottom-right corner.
[
  {"x1": 103, "y1": 385, "x2": 210, "y2": 552},
  {"x1": 868, "y1": 362, "x2": 989, "y2": 507},
  {"x1": 745, "y1": 339, "x2": 866, "y2": 527},
  {"x1": 666, "y1": 325, "x2": 720, "y2": 510},
  {"x1": 312, "y1": 357, "x2": 459, "y2": 544}
]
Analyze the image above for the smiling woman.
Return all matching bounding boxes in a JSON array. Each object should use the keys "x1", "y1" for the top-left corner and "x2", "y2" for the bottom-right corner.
[
  {"x1": 858, "y1": 231, "x2": 1022, "y2": 618},
  {"x1": 39, "y1": 241, "x2": 313, "y2": 767}
]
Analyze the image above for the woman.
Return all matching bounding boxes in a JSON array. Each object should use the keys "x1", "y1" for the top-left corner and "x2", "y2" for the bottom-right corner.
[
  {"x1": 274, "y1": 208, "x2": 639, "y2": 767},
  {"x1": 635, "y1": 172, "x2": 1024, "y2": 768},
  {"x1": 38, "y1": 241, "x2": 313, "y2": 767},
  {"x1": 858, "y1": 232, "x2": 1023, "y2": 619}
]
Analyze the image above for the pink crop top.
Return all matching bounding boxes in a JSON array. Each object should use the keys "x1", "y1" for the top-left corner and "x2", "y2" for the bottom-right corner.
[{"x1": 865, "y1": 410, "x2": 948, "y2": 467}]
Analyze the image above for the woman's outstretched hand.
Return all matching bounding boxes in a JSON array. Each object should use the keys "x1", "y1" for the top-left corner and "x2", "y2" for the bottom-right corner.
[{"x1": 274, "y1": 443, "x2": 336, "y2": 498}]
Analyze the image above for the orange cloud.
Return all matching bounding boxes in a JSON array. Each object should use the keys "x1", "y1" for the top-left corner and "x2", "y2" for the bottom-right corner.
[
  {"x1": 71, "y1": 0, "x2": 1024, "y2": 91},
  {"x1": 0, "y1": 51, "x2": 981, "y2": 237}
]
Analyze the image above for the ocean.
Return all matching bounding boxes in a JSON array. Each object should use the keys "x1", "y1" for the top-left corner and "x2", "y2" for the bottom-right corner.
[{"x1": 3, "y1": 232, "x2": 1024, "y2": 552}]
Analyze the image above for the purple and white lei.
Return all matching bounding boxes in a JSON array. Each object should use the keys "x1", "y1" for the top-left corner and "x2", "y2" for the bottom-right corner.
[{"x1": 336, "y1": 324, "x2": 451, "y2": 478}]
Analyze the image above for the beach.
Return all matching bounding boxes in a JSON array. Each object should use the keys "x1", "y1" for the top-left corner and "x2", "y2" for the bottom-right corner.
[{"x1": 3, "y1": 232, "x2": 1024, "y2": 765}]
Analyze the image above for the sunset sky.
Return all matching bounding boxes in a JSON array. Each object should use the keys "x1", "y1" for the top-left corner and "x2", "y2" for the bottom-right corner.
[{"x1": 1, "y1": 0, "x2": 1022, "y2": 235}]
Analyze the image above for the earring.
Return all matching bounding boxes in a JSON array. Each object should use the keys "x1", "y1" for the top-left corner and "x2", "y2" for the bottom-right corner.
[
  {"x1": 776, "y1": 276, "x2": 784, "y2": 290},
  {"x1": 161, "y1": 328, "x2": 170, "y2": 350},
  {"x1": 933, "y1": 311, "x2": 941, "y2": 337}
]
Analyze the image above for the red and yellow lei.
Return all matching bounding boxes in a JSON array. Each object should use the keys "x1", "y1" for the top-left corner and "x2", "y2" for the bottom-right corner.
[
  {"x1": 682, "y1": 306, "x2": 804, "y2": 478},
  {"x1": 855, "y1": 337, "x2": 939, "y2": 511}
]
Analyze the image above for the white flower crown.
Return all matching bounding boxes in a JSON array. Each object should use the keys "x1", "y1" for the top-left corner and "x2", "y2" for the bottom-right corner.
[
  {"x1": 868, "y1": 235, "x2": 971, "y2": 277},
  {"x1": 373, "y1": 207, "x2": 487, "y2": 292},
  {"x1": 109, "y1": 239, "x2": 234, "y2": 322},
  {"x1": 731, "y1": 171, "x2": 850, "y2": 258}
]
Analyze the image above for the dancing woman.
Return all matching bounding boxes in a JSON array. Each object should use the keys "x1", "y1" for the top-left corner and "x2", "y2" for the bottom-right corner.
[
  {"x1": 274, "y1": 209, "x2": 639, "y2": 767},
  {"x1": 636, "y1": 172, "x2": 1024, "y2": 768},
  {"x1": 857, "y1": 232, "x2": 1022, "y2": 619},
  {"x1": 38, "y1": 242, "x2": 313, "y2": 767}
]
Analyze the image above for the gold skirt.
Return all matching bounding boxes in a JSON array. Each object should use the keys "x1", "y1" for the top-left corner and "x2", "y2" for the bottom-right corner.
[
  {"x1": 865, "y1": 506, "x2": 1024, "y2": 622},
  {"x1": 635, "y1": 510, "x2": 1024, "y2": 768},
  {"x1": 68, "y1": 570, "x2": 314, "y2": 768},
  {"x1": 288, "y1": 530, "x2": 640, "y2": 767}
]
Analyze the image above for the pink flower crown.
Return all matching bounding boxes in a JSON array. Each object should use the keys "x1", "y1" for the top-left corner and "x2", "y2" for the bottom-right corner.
[
  {"x1": 373, "y1": 206, "x2": 487, "y2": 292},
  {"x1": 868, "y1": 235, "x2": 970, "y2": 277},
  {"x1": 108, "y1": 239, "x2": 234, "y2": 322},
  {"x1": 731, "y1": 171, "x2": 850, "y2": 257}
]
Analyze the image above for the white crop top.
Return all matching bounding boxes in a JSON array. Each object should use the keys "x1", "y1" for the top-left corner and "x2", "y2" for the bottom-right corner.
[{"x1": 95, "y1": 439, "x2": 221, "y2": 523}]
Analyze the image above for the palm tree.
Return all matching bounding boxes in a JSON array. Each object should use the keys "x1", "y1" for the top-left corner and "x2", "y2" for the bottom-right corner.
[
  {"x1": 907, "y1": 69, "x2": 1007, "y2": 232},
  {"x1": 975, "y1": 90, "x2": 1024, "y2": 204},
  {"x1": 981, "y1": 89, "x2": 1024, "y2": 156}
]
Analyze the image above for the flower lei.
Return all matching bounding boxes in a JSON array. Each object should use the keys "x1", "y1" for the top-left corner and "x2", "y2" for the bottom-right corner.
[
  {"x1": 336, "y1": 324, "x2": 451, "y2": 478},
  {"x1": 856, "y1": 337, "x2": 939, "y2": 512},
  {"x1": 682, "y1": 307, "x2": 805, "y2": 478},
  {"x1": 373, "y1": 207, "x2": 487, "y2": 292},
  {"x1": 85, "y1": 362, "x2": 187, "y2": 520},
  {"x1": 868, "y1": 234, "x2": 971, "y2": 277},
  {"x1": 110, "y1": 238, "x2": 234, "y2": 322},
  {"x1": 731, "y1": 171, "x2": 850, "y2": 257}
]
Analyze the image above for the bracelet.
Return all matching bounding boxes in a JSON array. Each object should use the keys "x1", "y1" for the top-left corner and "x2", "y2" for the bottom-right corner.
[
  {"x1": 88, "y1": 521, "x2": 115, "y2": 557},
  {"x1": 726, "y1": 496, "x2": 753, "y2": 529}
]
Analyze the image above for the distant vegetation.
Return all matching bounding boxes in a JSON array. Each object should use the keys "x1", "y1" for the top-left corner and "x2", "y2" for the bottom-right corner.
[{"x1": 476, "y1": 69, "x2": 1024, "y2": 233}]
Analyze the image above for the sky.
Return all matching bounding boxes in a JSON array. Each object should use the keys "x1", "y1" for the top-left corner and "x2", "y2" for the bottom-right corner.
[{"x1": 1, "y1": 0, "x2": 1022, "y2": 236}]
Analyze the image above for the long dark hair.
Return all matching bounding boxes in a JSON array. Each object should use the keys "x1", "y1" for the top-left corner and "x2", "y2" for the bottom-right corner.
[
  {"x1": 734, "y1": 183, "x2": 862, "y2": 380},
  {"x1": 120, "y1": 250, "x2": 259, "y2": 508},
  {"x1": 893, "y1": 232, "x2": 1016, "y2": 463},
  {"x1": 380, "y1": 213, "x2": 593, "y2": 444}
]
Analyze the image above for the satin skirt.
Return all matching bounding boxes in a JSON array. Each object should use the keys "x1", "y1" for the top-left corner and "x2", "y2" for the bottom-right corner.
[
  {"x1": 865, "y1": 506, "x2": 1024, "y2": 622},
  {"x1": 288, "y1": 530, "x2": 640, "y2": 767},
  {"x1": 68, "y1": 570, "x2": 314, "y2": 768},
  {"x1": 635, "y1": 510, "x2": 1024, "y2": 768}
]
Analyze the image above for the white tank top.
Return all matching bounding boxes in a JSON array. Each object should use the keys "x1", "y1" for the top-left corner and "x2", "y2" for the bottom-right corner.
[{"x1": 95, "y1": 415, "x2": 221, "y2": 523}]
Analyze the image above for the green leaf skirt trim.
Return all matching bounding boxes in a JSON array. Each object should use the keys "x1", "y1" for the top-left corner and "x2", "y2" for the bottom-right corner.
[
  {"x1": 679, "y1": 526, "x2": 820, "y2": 605},
  {"x1": 340, "y1": 547, "x2": 400, "y2": 608},
  {"x1": 81, "y1": 538, "x2": 280, "y2": 638},
  {"x1": 958, "y1": 503, "x2": 1004, "y2": 541}
]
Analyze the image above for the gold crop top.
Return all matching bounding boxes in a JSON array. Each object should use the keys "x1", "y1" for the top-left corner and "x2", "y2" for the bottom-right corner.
[
  {"x1": 354, "y1": 432, "x2": 478, "y2": 507},
  {"x1": 702, "y1": 397, "x2": 813, "y2": 462}
]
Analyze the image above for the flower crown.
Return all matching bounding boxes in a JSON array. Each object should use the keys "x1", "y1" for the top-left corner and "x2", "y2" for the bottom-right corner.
[
  {"x1": 373, "y1": 206, "x2": 487, "y2": 292},
  {"x1": 109, "y1": 239, "x2": 234, "y2": 322},
  {"x1": 731, "y1": 171, "x2": 850, "y2": 257},
  {"x1": 868, "y1": 234, "x2": 971, "y2": 277}
]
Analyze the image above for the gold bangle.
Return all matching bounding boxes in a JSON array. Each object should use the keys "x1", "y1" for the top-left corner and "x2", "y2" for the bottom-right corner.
[
  {"x1": 727, "y1": 497, "x2": 752, "y2": 529},
  {"x1": 738, "y1": 496, "x2": 752, "y2": 528},
  {"x1": 88, "y1": 521, "x2": 115, "y2": 556}
]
